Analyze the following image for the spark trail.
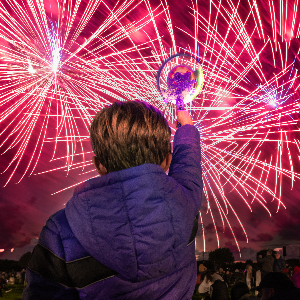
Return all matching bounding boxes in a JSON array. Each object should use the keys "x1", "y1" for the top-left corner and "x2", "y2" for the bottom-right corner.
[{"x1": 1, "y1": 0, "x2": 300, "y2": 254}]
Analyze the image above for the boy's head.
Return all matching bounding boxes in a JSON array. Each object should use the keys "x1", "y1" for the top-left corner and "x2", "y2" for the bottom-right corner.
[{"x1": 90, "y1": 101, "x2": 171, "y2": 174}]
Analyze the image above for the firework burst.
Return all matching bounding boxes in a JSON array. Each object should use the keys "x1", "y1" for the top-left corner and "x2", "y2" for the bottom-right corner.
[{"x1": 1, "y1": 0, "x2": 300, "y2": 254}]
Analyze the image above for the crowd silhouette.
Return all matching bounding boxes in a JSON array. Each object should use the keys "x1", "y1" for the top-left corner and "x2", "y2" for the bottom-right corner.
[{"x1": 194, "y1": 249, "x2": 300, "y2": 300}]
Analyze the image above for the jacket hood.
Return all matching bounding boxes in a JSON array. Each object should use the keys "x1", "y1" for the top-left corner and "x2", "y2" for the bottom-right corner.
[{"x1": 65, "y1": 164, "x2": 178, "y2": 282}]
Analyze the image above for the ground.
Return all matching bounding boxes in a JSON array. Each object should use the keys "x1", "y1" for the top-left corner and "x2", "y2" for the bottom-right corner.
[{"x1": 1, "y1": 284, "x2": 24, "y2": 300}]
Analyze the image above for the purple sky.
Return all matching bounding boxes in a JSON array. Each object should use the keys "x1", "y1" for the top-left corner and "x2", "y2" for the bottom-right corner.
[{"x1": 1, "y1": 0, "x2": 300, "y2": 261}]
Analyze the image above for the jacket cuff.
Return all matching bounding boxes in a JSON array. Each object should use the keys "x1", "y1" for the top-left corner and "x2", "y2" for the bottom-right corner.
[{"x1": 173, "y1": 125, "x2": 200, "y2": 147}]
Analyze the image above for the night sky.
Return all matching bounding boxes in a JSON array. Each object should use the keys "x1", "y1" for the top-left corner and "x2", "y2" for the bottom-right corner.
[{"x1": 1, "y1": 0, "x2": 300, "y2": 261}]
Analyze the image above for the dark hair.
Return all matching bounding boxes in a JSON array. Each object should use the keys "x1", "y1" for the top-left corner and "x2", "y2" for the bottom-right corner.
[
  {"x1": 231, "y1": 282, "x2": 249, "y2": 300},
  {"x1": 90, "y1": 101, "x2": 171, "y2": 173},
  {"x1": 205, "y1": 271, "x2": 213, "y2": 283},
  {"x1": 259, "y1": 272, "x2": 295, "y2": 289},
  {"x1": 211, "y1": 280, "x2": 229, "y2": 300}
]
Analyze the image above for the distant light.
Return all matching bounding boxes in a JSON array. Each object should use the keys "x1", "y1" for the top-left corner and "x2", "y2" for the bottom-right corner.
[
  {"x1": 28, "y1": 64, "x2": 36, "y2": 74},
  {"x1": 52, "y1": 60, "x2": 59, "y2": 73},
  {"x1": 286, "y1": 30, "x2": 293, "y2": 41},
  {"x1": 0, "y1": 249, "x2": 4, "y2": 252},
  {"x1": 192, "y1": 107, "x2": 234, "y2": 110},
  {"x1": 51, "y1": 37, "x2": 61, "y2": 73},
  {"x1": 10, "y1": 248, "x2": 14, "y2": 252}
]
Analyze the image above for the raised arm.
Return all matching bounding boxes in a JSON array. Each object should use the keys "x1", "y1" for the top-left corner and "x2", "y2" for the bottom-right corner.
[{"x1": 168, "y1": 110, "x2": 203, "y2": 210}]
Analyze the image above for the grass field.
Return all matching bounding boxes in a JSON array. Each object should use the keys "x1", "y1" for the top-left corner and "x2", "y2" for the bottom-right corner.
[
  {"x1": 4, "y1": 286, "x2": 208, "y2": 300},
  {"x1": 4, "y1": 285, "x2": 211, "y2": 299},
  {"x1": 1, "y1": 284, "x2": 24, "y2": 300},
  {"x1": 0, "y1": 283, "x2": 251, "y2": 299}
]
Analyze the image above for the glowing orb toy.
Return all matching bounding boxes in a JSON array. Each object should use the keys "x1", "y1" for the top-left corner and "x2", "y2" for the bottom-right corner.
[{"x1": 157, "y1": 53, "x2": 204, "y2": 110}]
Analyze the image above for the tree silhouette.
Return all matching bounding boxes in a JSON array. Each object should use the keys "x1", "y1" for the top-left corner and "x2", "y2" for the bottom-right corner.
[
  {"x1": 19, "y1": 252, "x2": 32, "y2": 269},
  {"x1": 209, "y1": 247, "x2": 234, "y2": 267}
]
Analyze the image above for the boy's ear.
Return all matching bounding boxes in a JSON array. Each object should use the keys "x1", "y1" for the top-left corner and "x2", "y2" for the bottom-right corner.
[
  {"x1": 160, "y1": 152, "x2": 172, "y2": 172},
  {"x1": 92, "y1": 156, "x2": 108, "y2": 176}
]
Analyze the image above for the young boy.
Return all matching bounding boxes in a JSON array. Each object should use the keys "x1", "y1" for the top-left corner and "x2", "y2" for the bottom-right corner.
[{"x1": 23, "y1": 101, "x2": 202, "y2": 299}]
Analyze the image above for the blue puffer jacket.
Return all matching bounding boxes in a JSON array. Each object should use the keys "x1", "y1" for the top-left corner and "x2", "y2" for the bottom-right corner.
[{"x1": 23, "y1": 125, "x2": 202, "y2": 300}]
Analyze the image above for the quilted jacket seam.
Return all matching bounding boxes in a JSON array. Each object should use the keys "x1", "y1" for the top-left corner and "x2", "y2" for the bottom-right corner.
[{"x1": 122, "y1": 180, "x2": 138, "y2": 278}]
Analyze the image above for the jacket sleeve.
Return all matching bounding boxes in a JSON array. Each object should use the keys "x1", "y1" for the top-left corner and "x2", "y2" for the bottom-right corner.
[
  {"x1": 168, "y1": 124, "x2": 203, "y2": 211},
  {"x1": 258, "y1": 256, "x2": 265, "y2": 263},
  {"x1": 22, "y1": 218, "x2": 80, "y2": 300}
]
